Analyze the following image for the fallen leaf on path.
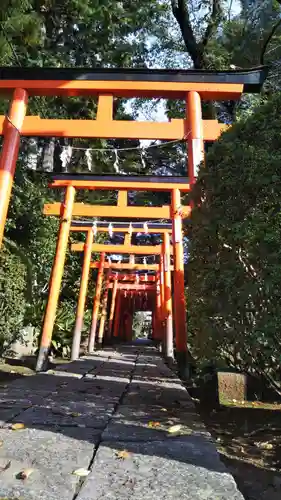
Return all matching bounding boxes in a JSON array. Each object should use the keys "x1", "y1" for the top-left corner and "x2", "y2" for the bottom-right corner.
[
  {"x1": 254, "y1": 441, "x2": 273, "y2": 450},
  {"x1": 17, "y1": 468, "x2": 34, "y2": 480},
  {"x1": 148, "y1": 421, "x2": 160, "y2": 428},
  {"x1": 0, "y1": 460, "x2": 11, "y2": 472},
  {"x1": 11, "y1": 423, "x2": 25, "y2": 431},
  {"x1": 116, "y1": 450, "x2": 131, "y2": 459},
  {"x1": 167, "y1": 424, "x2": 182, "y2": 434},
  {"x1": 72, "y1": 468, "x2": 90, "y2": 477}
]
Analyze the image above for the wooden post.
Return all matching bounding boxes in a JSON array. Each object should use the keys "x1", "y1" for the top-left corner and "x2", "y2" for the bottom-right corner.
[
  {"x1": 129, "y1": 255, "x2": 135, "y2": 264},
  {"x1": 187, "y1": 91, "x2": 204, "y2": 184},
  {"x1": 0, "y1": 88, "x2": 28, "y2": 247},
  {"x1": 159, "y1": 252, "x2": 166, "y2": 350},
  {"x1": 163, "y1": 232, "x2": 174, "y2": 360},
  {"x1": 171, "y1": 189, "x2": 188, "y2": 368},
  {"x1": 97, "y1": 270, "x2": 110, "y2": 345},
  {"x1": 155, "y1": 270, "x2": 163, "y2": 341},
  {"x1": 36, "y1": 185, "x2": 76, "y2": 371},
  {"x1": 108, "y1": 275, "x2": 118, "y2": 337},
  {"x1": 71, "y1": 229, "x2": 94, "y2": 361},
  {"x1": 88, "y1": 252, "x2": 105, "y2": 352},
  {"x1": 113, "y1": 290, "x2": 122, "y2": 338}
]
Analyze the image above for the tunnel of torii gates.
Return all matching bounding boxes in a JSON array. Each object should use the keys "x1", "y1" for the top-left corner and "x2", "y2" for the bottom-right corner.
[{"x1": 0, "y1": 66, "x2": 267, "y2": 372}]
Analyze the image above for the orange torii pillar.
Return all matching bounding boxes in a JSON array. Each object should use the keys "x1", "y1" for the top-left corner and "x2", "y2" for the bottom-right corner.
[
  {"x1": 119, "y1": 292, "x2": 128, "y2": 341},
  {"x1": 36, "y1": 185, "x2": 76, "y2": 371},
  {"x1": 97, "y1": 270, "x2": 110, "y2": 345},
  {"x1": 88, "y1": 252, "x2": 105, "y2": 352},
  {"x1": 113, "y1": 290, "x2": 122, "y2": 339},
  {"x1": 123, "y1": 293, "x2": 133, "y2": 341},
  {"x1": 71, "y1": 229, "x2": 94, "y2": 360},
  {"x1": 108, "y1": 275, "x2": 118, "y2": 337},
  {"x1": 0, "y1": 89, "x2": 28, "y2": 247},
  {"x1": 159, "y1": 252, "x2": 166, "y2": 352},
  {"x1": 154, "y1": 270, "x2": 163, "y2": 342},
  {"x1": 171, "y1": 188, "x2": 188, "y2": 375},
  {"x1": 163, "y1": 232, "x2": 174, "y2": 361},
  {"x1": 187, "y1": 91, "x2": 204, "y2": 184}
]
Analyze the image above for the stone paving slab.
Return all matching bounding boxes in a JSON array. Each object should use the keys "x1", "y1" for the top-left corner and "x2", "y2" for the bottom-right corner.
[
  {"x1": 123, "y1": 380, "x2": 192, "y2": 408},
  {"x1": 57, "y1": 376, "x2": 129, "y2": 396},
  {"x1": 0, "y1": 343, "x2": 244, "y2": 500},
  {"x1": 0, "y1": 407, "x2": 24, "y2": 425},
  {"x1": 7, "y1": 373, "x2": 67, "y2": 390},
  {"x1": 44, "y1": 390, "x2": 119, "y2": 405},
  {"x1": 102, "y1": 403, "x2": 207, "y2": 442},
  {"x1": 0, "y1": 426, "x2": 99, "y2": 500},
  {"x1": 11, "y1": 401, "x2": 115, "y2": 428},
  {"x1": 51, "y1": 358, "x2": 107, "y2": 375},
  {"x1": 0, "y1": 389, "x2": 50, "y2": 408},
  {"x1": 77, "y1": 440, "x2": 244, "y2": 500}
]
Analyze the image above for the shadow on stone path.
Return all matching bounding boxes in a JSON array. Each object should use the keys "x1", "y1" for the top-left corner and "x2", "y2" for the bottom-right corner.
[{"x1": 0, "y1": 343, "x2": 245, "y2": 499}]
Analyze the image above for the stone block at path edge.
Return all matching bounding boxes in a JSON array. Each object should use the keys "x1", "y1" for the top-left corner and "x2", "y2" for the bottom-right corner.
[{"x1": 77, "y1": 441, "x2": 244, "y2": 500}]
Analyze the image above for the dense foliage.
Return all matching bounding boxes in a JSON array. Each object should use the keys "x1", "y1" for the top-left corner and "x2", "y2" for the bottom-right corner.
[
  {"x1": 188, "y1": 92, "x2": 281, "y2": 392},
  {"x1": 0, "y1": 247, "x2": 27, "y2": 355}
]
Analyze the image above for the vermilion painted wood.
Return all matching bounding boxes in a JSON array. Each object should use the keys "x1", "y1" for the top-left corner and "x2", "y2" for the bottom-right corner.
[
  {"x1": 71, "y1": 229, "x2": 94, "y2": 361},
  {"x1": 0, "y1": 89, "x2": 28, "y2": 246},
  {"x1": 91, "y1": 262, "x2": 160, "y2": 270},
  {"x1": 0, "y1": 79, "x2": 244, "y2": 99},
  {"x1": 44, "y1": 202, "x2": 191, "y2": 219},
  {"x1": 108, "y1": 283, "x2": 156, "y2": 290},
  {"x1": 36, "y1": 186, "x2": 76, "y2": 371},
  {"x1": 88, "y1": 252, "x2": 105, "y2": 352},
  {"x1": 163, "y1": 232, "x2": 174, "y2": 359},
  {"x1": 71, "y1": 242, "x2": 173, "y2": 255},
  {"x1": 172, "y1": 189, "x2": 187, "y2": 354},
  {"x1": 0, "y1": 115, "x2": 228, "y2": 140}
]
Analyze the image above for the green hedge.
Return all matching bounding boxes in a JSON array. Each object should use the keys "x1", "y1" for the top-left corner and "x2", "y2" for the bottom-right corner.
[
  {"x1": 188, "y1": 93, "x2": 281, "y2": 391},
  {"x1": 0, "y1": 247, "x2": 27, "y2": 356}
]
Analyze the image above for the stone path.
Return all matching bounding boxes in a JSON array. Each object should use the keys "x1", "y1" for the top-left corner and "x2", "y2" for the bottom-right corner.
[{"x1": 0, "y1": 344, "x2": 244, "y2": 499}]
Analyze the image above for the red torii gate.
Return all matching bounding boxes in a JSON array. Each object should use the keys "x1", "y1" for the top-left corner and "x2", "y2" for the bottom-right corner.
[
  {"x1": 70, "y1": 229, "x2": 173, "y2": 359},
  {"x1": 0, "y1": 66, "x2": 267, "y2": 374},
  {"x1": 41, "y1": 177, "x2": 189, "y2": 370}
]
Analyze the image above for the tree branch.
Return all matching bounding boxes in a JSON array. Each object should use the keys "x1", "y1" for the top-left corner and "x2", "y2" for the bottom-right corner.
[
  {"x1": 171, "y1": 0, "x2": 203, "y2": 68},
  {"x1": 171, "y1": 0, "x2": 224, "y2": 69},
  {"x1": 260, "y1": 17, "x2": 281, "y2": 65},
  {"x1": 202, "y1": 0, "x2": 223, "y2": 48}
]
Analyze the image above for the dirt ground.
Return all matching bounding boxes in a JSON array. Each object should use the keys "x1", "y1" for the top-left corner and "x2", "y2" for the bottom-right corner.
[{"x1": 198, "y1": 399, "x2": 281, "y2": 500}]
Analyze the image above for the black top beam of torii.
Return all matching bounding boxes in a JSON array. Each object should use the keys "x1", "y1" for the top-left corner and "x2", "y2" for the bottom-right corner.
[{"x1": 0, "y1": 66, "x2": 268, "y2": 93}]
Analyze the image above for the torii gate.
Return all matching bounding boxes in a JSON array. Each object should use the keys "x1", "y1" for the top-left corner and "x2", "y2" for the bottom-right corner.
[
  {"x1": 41, "y1": 177, "x2": 189, "y2": 370},
  {"x1": 70, "y1": 226, "x2": 174, "y2": 360},
  {"x1": 0, "y1": 66, "x2": 267, "y2": 373}
]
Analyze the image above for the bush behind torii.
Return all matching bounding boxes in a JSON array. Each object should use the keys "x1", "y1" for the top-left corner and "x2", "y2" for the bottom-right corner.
[{"x1": 188, "y1": 93, "x2": 281, "y2": 395}]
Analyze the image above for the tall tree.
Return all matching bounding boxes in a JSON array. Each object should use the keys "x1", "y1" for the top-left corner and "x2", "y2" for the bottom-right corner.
[{"x1": 171, "y1": 0, "x2": 224, "y2": 69}]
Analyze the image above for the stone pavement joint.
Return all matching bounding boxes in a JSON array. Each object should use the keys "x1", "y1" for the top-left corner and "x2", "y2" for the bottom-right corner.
[{"x1": 0, "y1": 344, "x2": 244, "y2": 499}]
